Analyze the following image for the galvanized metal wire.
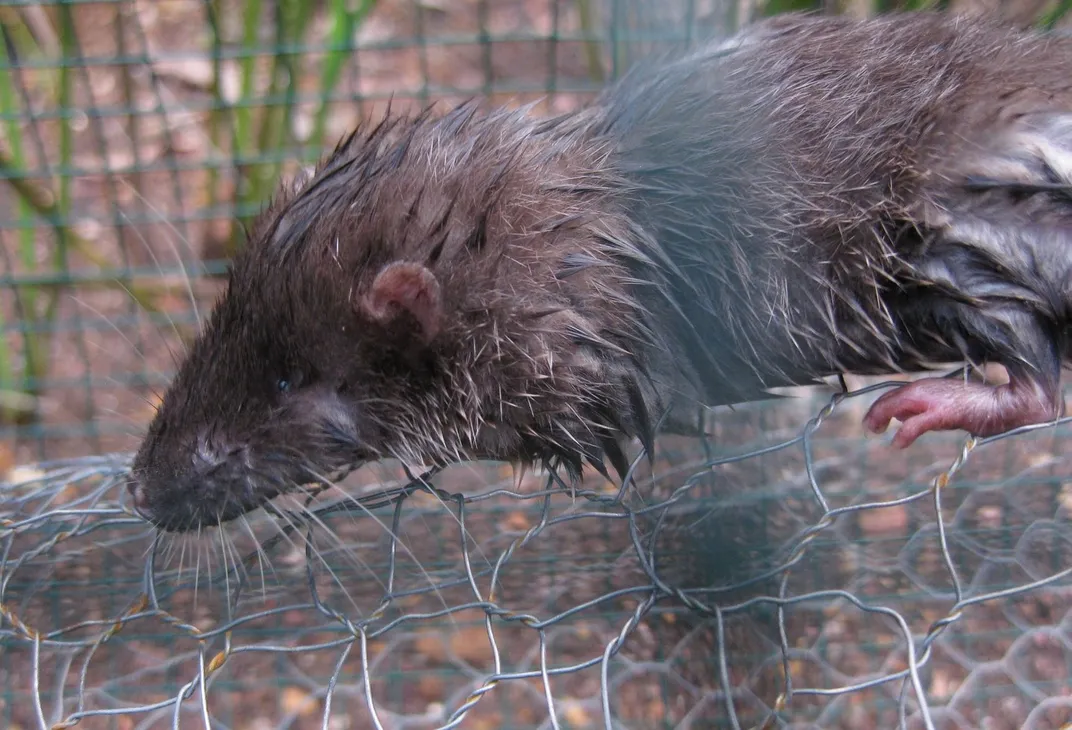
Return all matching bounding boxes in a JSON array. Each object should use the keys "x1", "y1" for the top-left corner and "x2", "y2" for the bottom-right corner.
[{"x1": 2, "y1": 381, "x2": 1071, "y2": 729}]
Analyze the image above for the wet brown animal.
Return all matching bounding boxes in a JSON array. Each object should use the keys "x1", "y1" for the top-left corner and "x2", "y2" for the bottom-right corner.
[{"x1": 130, "y1": 13, "x2": 1072, "y2": 531}]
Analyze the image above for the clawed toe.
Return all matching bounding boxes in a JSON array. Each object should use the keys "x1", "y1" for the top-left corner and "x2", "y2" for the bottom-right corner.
[{"x1": 861, "y1": 375, "x2": 1060, "y2": 448}]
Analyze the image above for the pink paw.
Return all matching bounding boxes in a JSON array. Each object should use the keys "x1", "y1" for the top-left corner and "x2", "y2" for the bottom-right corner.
[{"x1": 863, "y1": 376, "x2": 1061, "y2": 449}]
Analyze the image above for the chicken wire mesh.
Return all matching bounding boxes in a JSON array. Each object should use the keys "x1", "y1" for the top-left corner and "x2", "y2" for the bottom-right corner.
[
  {"x1": 1, "y1": 0, "x2": 1071, "y2": 728},
  {"x1": 3, "y1": 384, "x2": 1072, "y2": 729}
]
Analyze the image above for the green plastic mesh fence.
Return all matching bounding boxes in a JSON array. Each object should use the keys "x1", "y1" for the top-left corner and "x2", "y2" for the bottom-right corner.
[{"x1": 1, "y1": 1, "x2": 1071, "y2": 729}]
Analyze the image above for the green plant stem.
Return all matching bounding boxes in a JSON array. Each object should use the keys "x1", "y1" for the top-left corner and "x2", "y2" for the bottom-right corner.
[
  {"x1": 0, "y1": 148, "x2": 59, "y2": 220},
  {"x1": 0, "y1": 146, "x2": 164, "y2": 314},
  {"x1": 0, "y1": 39, "x2": 28, "y2": 422},
  {"x1": 116, "y1": 5, "x2": 142, "y2": 203},
  {"x1": 0, "y1": 15, "x2": 43, "y2": 424},
  {"x1": 0, "y1": 8, "x2": 41, "y2": 64},
  {"x1": 309, "y1": 0, "x2": 376, "y2": 152},
  {"x1": 575, "y1": 0, "x2": 606, "y2": 84},
  {"x1": 234, "y1": 0, "x2": 264, "y2": 172},
  {"x1": 205, "y1": 0, "x2": 234, "y2": 252},
  {"x1": 763, "y1": 0, "x2": 822, "y2": 14},
  {"x1": 1040, "y1": 0, "x2": 1072, "y2": 29},
  {"x1": 50, "y1": 0, "x2": 74, "y2": 334},
  {"x1": 227, "y1": 0, "x2": 264, "y2": 251},
  {"x1": 246, "y1": 0, "x2": 311, "y2": 225}
]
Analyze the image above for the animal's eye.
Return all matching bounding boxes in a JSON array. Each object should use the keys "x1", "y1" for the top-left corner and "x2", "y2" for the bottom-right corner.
[{"x1": 276, "y1": 368, "x2": 313, "y2": 396}]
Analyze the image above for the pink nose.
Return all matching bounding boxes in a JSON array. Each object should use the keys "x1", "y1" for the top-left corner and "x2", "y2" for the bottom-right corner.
[{"x1": 128, "y1": 480, "x2": 150, "y2": 518}]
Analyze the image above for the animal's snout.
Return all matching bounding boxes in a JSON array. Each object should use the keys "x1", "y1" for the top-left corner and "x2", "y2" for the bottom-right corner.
[{"x1": 127, "y1": 478, "x2": 151, "y2": 519}]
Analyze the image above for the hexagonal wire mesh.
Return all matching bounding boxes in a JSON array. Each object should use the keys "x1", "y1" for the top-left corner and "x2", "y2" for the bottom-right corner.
[{"x1": 0, "y1": 1, "x2": 1071, "y2": 728}]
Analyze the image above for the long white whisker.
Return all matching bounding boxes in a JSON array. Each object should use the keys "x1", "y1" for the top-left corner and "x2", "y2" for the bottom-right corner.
[
  {"x1": 118, "y1": 181, "x2": 202, "y2": 331},
  {"x1": 298, "y1": 467, "x2": 461, "y2": 629}
]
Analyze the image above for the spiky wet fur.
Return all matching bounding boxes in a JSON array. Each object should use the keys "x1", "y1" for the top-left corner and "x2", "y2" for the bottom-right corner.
[{"x1": 132, "y1": 12, "x2": 1072, "y2": 531}]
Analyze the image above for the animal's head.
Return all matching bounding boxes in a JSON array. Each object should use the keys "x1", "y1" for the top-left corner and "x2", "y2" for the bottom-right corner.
[{"x1": 129, "y1": 104, "x2": 651, "y2": 532}]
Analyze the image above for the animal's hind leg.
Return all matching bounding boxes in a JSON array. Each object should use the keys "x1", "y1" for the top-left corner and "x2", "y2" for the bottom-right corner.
[
  {"x1": 863, "y1": 369, "x2": 1064, "y2": 448},
  {"x1": 860, "y1": 287, "x2": 1066, "y2": 448},
  {"x1": 867, "y1": 110, "x2": 1072, "y2": 448}
]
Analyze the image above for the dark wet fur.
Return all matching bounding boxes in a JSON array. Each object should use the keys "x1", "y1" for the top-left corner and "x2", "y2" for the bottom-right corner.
[{"x1": 131, "y1": 13, "x2": 1072, "y2": 531}]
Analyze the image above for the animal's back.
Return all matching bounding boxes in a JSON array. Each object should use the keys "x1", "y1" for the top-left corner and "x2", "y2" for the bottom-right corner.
[{"x1": 592, "y1": 12, "x2": 1072, "y2": 409}]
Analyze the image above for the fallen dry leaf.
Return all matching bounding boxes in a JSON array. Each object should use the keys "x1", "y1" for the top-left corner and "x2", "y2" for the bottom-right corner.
[
  {"x1": 857, "y1": 503, "x2": 909, "y2": 535},
  {"x1": 563, "y1": 701, "x2": 592, "y2": 727},
  {"x1": 280, "y1": 686, "x2": 318, "y2": 717},
  {"x1": 450, "y1": 625, "x2": 493, "y2": 664}
]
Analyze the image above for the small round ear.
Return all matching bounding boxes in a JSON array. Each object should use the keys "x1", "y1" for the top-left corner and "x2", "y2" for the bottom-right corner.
[{"x1": 360, "y1": 261, "x2": 443, "y2": 344}]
